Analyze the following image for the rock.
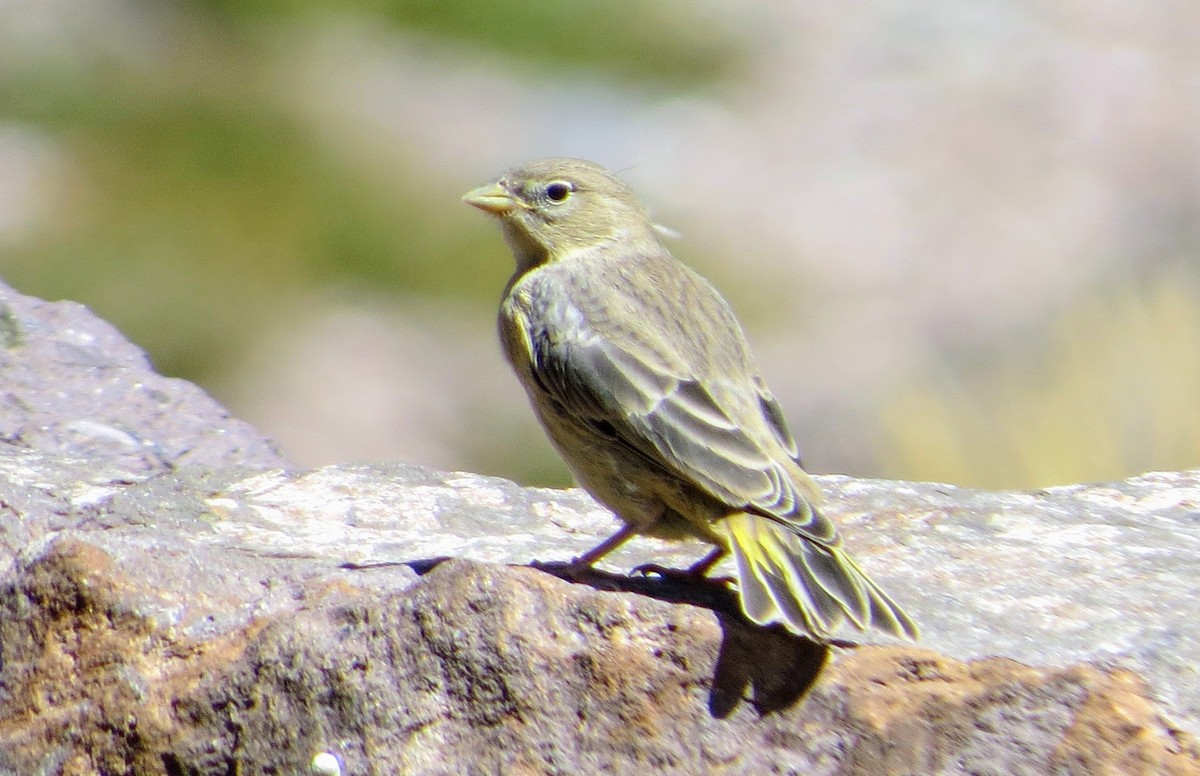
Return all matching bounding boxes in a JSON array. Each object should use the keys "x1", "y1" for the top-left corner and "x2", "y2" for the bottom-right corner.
[
  {"x1": 0, "y1": 277, "x2": 1197, "y2": 775},
  {"x1": 0, "y1": 280, "x2": 289, "y2": 476}
]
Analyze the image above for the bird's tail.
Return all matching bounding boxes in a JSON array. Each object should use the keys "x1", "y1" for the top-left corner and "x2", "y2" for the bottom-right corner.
[{"x1": 715, "y1": 511, "x2": 918, "y2": 642}]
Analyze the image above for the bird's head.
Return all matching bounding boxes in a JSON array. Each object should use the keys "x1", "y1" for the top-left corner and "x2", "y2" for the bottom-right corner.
[{"x1": 463, "y1": 158, "x2": 658, "y2": 271}]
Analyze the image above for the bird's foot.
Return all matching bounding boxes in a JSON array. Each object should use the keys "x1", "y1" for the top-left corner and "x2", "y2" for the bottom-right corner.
[
  {"x1": 631, "y1": 561, "x2": 685, "y2": 578},
  {"x1": 632, "y1": 562, "x2": 734, "y2": 586}
]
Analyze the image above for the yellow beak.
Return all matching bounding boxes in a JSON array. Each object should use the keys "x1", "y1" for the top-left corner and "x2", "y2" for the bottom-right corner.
[{"x1": 462, "y1": 182, "x2": 518, "y2": 214}]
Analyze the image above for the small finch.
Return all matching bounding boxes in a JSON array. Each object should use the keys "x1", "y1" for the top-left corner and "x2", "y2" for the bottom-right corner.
[{"x1": 464, "y1": 158, "x2": 917, "y2": 642}]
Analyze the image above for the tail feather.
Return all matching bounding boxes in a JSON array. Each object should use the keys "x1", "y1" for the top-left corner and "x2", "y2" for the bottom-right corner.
[
  {"x1": 718, "y1": 511, "x2": 918, "y2": 642},
  {"x1": 794, "y1": 536, "x2": 871, "y2": 629},
  {"x1": 734, "y1": 516, "x2": 845, "y2": 635}
]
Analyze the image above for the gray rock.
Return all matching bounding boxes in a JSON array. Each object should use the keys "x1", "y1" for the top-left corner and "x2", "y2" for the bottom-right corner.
[
  {"x1": 0, "y1": 279, "x2": 289, "y2": 475},
  {"x1": 0, "y1": 278, "x2": 1197, "y2": 775},
  {"x1": 823, "y1": 470, "x2": 1200, "y2": 743}
]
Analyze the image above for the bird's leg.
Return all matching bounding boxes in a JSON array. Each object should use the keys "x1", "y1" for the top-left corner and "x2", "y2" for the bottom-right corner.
[
  {"x1": 633, "y1": 546, "x2": 731, "y2": 583},
  {"x1": 574, "y1": 523, "x2": 639, "y2": 566},
  {"x1": 686, "y1": 546, "x2": 729, "y2": 576},
  {"x1": 560, "y1": 523, "x2": 639, "y2": 575}
]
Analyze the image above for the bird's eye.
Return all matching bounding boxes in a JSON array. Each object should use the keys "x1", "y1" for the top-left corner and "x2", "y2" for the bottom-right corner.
[{"x1": 545, "y1": 182, "x2": 573, "y2": 203}]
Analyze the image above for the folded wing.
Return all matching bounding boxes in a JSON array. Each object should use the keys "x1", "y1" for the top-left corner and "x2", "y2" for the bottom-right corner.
[{"x1": 530, "y1": 303, "x2": 837, "y2": 546}]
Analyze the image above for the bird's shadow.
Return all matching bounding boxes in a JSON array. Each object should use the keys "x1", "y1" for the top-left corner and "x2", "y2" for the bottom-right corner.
[
  {"x1": 527, "y1": 560, "x2": 833, "y2": 717},
  {"x1": 363, "y1": 555, "x2": 834, "y2": 717}
]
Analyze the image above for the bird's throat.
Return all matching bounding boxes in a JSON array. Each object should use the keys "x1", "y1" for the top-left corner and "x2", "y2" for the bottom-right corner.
[{"x1": 501, "y1": 220, "x2": 553, "y2": 274}]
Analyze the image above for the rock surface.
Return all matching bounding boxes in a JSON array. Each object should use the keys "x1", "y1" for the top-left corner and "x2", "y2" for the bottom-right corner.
[{"x1": 1, "y1": 277, "x2": 1198, "y2": 775}]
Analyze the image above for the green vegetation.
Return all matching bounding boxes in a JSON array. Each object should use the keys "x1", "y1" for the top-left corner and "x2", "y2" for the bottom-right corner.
[
  {"x1": 0, "y1": 2, "x2": 740, "y2": 379},
  {"x1": 194, "y1": 0, "x2": 743, "y2": 87}
]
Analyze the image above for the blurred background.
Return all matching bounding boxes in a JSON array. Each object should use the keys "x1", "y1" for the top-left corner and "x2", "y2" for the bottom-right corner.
[{"x1": 2, "y1": 0, "x2": 1198, "y2": 490}]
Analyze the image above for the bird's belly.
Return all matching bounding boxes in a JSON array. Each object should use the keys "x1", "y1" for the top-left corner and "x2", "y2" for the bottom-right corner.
[
  {"x1": 532, "y1": 401, "x2": 726, "y2": 546},
  {"x1": 537, "y1": 409, "x2": 663, "y2": 528}
]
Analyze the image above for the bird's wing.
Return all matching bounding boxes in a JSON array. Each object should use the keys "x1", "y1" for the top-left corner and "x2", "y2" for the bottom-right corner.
[
  {"x1": 527, "y1": 290, "x2": 836, "y2": 546},
  {"x1": 753, "y1": 374, "x2": 803, "y2": 466}
]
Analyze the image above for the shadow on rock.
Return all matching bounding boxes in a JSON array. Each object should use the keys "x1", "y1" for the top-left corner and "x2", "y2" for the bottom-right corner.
[
  {"x1": 527, "y1": 560, "x2": 831, "y2": 716},
  {"x1": 341, "y1": 557, "x2": 451, "y2": 574}
]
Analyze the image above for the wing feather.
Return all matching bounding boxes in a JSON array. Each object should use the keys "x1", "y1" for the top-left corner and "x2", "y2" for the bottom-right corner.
[{"x1": 528, "y1": 296, "x2": 831, "y2": 542}]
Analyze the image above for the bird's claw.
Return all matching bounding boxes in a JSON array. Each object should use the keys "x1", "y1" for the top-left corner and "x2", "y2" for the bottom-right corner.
[
  {"x1": 631, "y1": 562, "x2": 734, "y2": 586},
  {"x1": 631, "y1": 562, "x2": 682, "y2": 578}
]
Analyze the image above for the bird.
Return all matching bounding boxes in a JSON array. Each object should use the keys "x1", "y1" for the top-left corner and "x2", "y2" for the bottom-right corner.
[{"x1": 463, "y1": 157, "x2": 917, "y2": 642}]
